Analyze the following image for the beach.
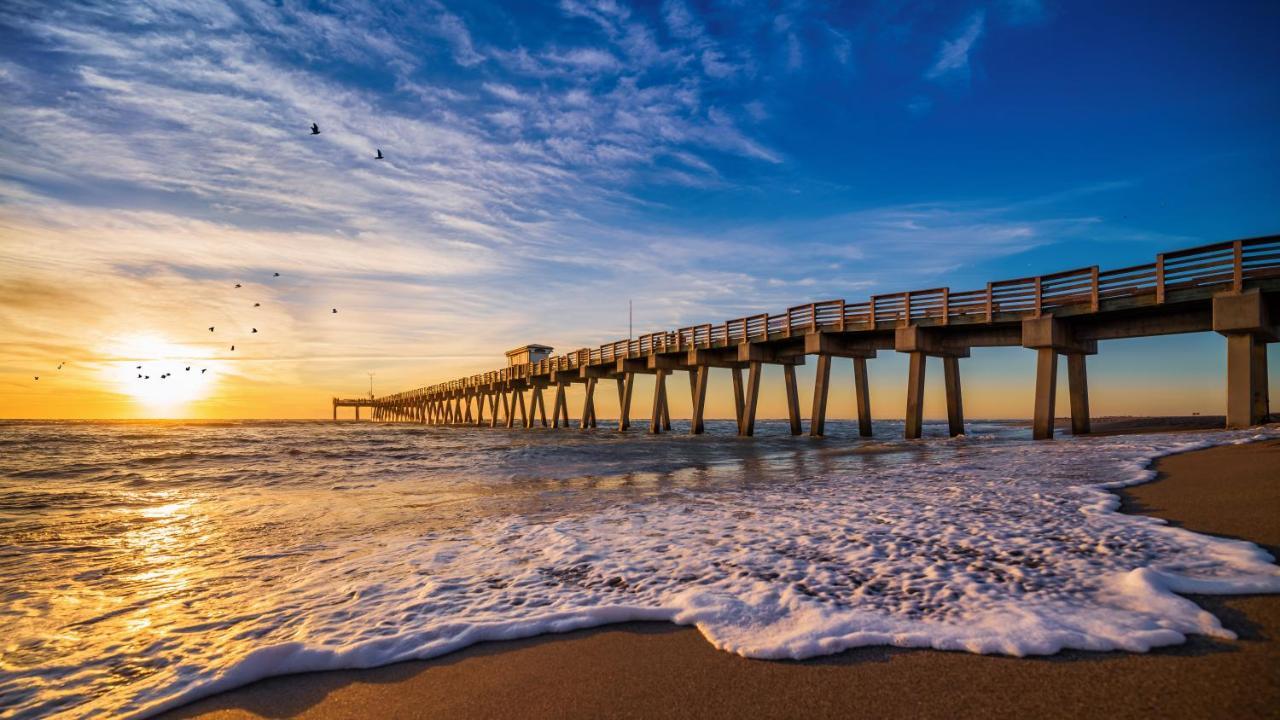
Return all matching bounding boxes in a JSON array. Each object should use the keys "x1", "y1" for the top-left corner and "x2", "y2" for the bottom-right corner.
[{"x1": 161, "y1": 433, "x2": 1280, "y2": 720}]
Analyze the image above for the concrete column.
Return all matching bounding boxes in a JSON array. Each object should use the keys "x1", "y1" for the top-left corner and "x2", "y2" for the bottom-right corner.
[
  {"x1": 690, "y1": 365, "x2": 709, "y2": 435},
  {"x1": 943, "y1": 355, "x2": 964, "y2": 437},
  {"x1": 1066, "y1": 354, "x2": 1090, "y2": 435},
  {"x1": 1225, "y1": 334, "x2": 1268, "y2": 428},
  {"x1": 617, "y1": 374, "x2": 633, "y2": 430},
  {"x1": 581, "y1": 377, "x2": 597, "y2": 430},
  {"x1": 531, "y1": 387, "x2": 548, "y2": 427},
  {"x1": 810, "y1": 354, "x2": 831, "y2": 437},
  {"x1": 740, "y1": 361, "x2": 762, "y2": 437},
  {"x1": 1033, "y1": 348, "x2": 1058, "y2": 440},
  {"x1": 650, "y1": 369, "x2": 667, "y2": 434},
  {"x1": 552, "y1": 384, "x2": 566, "y2": 428},
  {"x1": 783, "y1": 364, "x2": 802, "y2": 435},
  {"x1": 731, "y1": 367, "x2": 745, "y2": 434},
  {"x1": 853, "y1": 356, "x2": 872, "y2": 437},
  {"x1": 904, "y1": 352, "x2": 926, "y2": 439},
  {"x1": 660, "y1": 376, "x2": 672, "y2": 431}
]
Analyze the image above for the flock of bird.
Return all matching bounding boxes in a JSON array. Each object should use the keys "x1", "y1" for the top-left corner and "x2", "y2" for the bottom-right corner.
[{"x1": 33, "y1": 122, "x2": 359, "y2": 385}]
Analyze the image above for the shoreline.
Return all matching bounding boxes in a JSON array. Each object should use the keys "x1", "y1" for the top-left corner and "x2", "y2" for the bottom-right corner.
[{"x1": 161, "y1": 429, "x2": 1280, "y2": 719}]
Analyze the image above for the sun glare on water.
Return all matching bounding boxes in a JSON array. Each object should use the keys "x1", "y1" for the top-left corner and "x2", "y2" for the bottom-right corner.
[{"x1": 102, "y1": 335, "x2": 219, "y2": 416}]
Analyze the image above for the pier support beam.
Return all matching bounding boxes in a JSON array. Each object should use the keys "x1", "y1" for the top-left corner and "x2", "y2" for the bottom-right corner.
[
  {"x1": 581, "y1": 377, "x2": 597, "y2": 430},
  {"x1": 853, "y1": 357, "x2": 872, "y2": 437},
  {"x1": 1067, "y1": 354, "x2": 1090, "y2": 435},
  {"x1": 731, "y1": 367, "x2": 745, "y2": 433},
  {"x1": 809, "y1": 354, "x2": 832, "y2": 437},
  {"x1": 1023, "y1": 316, "x2": 1098, "y2": 440},
  {"x1": 943, "y1": 356, "x2": 964, "y2": 437},
  {"x1": 617, "y1": 374, "x2": 633, "y2": 430},
  {"x1": 1032, "y1": 348, "x2": 1058, "y2": 441},
  {"x1": 740, "y1": 361, "x2": 762, "y2": 436},
  {"x1": 529, "y1": 387, "x2": 548, "y2": 427},
  {"x1": 650, "y1": 369, "x2": 668, "y2": 434},
  {"x1": 690, "y1": 365, "x2": 709, "y2": 435},
  {"x1": 783, "y1": 364, "x2": 802, "y2": 435},
  {"x1": 1214, "y1": 290, "x2": 1275, "y2": 428},
  {"x1": 904, "y1": 352, "x2": 926, "y2": 439},
  {"x1": 552, "y1": 383, "x2": 568, "y2": 428}
]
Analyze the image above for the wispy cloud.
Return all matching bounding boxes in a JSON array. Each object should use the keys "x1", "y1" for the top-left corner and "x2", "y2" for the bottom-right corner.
[{"x1": 925, "y1": 10, "x2": 986, "y2": 83}]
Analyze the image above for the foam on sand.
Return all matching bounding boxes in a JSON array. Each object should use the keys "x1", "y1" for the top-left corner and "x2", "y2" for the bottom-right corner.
[{"x1": 3, "y1": 424, "x2": 1278, "y2": 719}]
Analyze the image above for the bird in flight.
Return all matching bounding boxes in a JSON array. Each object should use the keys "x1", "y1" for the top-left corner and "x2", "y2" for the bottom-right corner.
[
  {"x1": 186, "y1": 366, "x2": 191, "y2": 371},
  {"x1": 137, "y1": 374, "x2": 142, "y2": 379},
  {"x1": 310, "y1": 123, "x2": 320, "y2": 135},
  {"x1": 57, "y1": 362, "x2": 64, "y2": 370},
  {"x1": 201, "y1": 369, "x2": 207, "y2": 374},
  {"x1": 251, "y1": 328, "x2": 258, "y2": 333},
  {"x1": 235, "y1": 283, "x2": 242, "y2": 289},
  {"x1": 375, "y1": 149, "x2": 384, "y2": 160},
  {"x1": 230, "y1": 345, "x2": 236, "y2": 351},
  {"x1": 209, "y1": 326, "x2": 215, "y2": 332},
  {"x1": 33, "y1": 376, "x2": 39, "y2": 381},
  {"x1": 254, "y1": 302, "x2": 260, "y2": 307},
  {"x1": 273, "y1": 272, "x2": 280, "y2": 277},
  {"x1": 332, "y1": 308, "x2": 338, "y2": 314}
]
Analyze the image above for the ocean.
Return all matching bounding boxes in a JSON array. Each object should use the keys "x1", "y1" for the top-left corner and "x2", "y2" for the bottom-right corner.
[{"x1": 2, "y1": 419, "x2": 1278, "y2": 718}]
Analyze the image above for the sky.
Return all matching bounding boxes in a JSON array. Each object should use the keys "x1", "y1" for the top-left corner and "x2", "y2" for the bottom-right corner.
[{"x1": 0, "y1": 0, "x2": 1277, "y2": 420}]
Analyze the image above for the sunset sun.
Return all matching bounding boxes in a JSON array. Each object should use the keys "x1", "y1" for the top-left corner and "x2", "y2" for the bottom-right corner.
[{"x1": 103, "y1": 334, "x2": 218, "y2": 415}]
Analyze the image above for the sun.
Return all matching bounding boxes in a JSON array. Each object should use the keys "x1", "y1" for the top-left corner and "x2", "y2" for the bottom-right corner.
[{"x1": 101, "y1": 334, "x2": 219, "y2": 416}]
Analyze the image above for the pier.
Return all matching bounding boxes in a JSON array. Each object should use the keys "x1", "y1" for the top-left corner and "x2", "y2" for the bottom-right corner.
[{"x1": 333, "y1": 235, "x2": 1278, "y2": 439}]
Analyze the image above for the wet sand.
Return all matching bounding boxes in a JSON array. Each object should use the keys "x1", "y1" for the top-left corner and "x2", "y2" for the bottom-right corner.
[{"x1": 163, "y1": 435, "x2": 1280, "y2": 720}]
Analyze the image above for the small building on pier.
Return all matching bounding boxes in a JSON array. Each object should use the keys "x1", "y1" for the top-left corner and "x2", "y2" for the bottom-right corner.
[{"x1": 506, "y1": 344, "x2": 553, "y2": 366}]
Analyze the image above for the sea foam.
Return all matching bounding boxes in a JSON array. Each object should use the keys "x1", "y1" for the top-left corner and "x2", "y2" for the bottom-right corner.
[{"x1": 1, "y1": 421, "x2": 1278, "y2": 719}]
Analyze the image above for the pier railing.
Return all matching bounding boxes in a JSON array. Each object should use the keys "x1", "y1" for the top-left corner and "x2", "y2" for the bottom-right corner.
[{"x1": 370, "y1": 235, "x2": 1279, "y2": 405}]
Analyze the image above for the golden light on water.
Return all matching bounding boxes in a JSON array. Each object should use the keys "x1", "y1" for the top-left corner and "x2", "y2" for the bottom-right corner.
[{"x1": 101, "y1": 334, "x2": 220, "y2": 416}]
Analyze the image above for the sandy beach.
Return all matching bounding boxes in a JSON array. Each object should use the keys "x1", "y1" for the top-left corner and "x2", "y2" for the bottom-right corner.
[{"x1": 159, "y1": 433, "x2": 1280, "y2": 720}]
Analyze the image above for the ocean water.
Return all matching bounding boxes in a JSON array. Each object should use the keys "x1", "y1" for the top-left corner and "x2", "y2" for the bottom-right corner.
[{"x1": 1, "y1": 419, "x2": 1278, "y2": 719}]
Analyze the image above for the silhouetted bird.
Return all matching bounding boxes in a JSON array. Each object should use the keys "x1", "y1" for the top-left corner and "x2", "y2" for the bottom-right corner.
[
  {"x1": 145, "y1": 375, "x2": 150, "y2": 379},
  {"x1": 230, "y1": 345, "x2": 235, "y2": 351},
  {"x1": 137, "y1": 374, "x2": 142, "y2": 379},
  {"x1": 57, "y1": 363, "x2": 64, "y2": 370},
  {"x1": 251, "y1": 328, "x2": 257, "y2": 333},
  {"x1": 235, "y1": 283, "x2": 241, "y2": 289},
  {"x1": 201, "y1": 369, "x2": 207, "y2": 374},
  {"x1": 209, "y1": 327, "x2": 215, "y2": 332},
  {"x1": 33, "y1": 376, "x2": 38, "y2": 380},
  {"x1": 310, "y1": 123, "x2": 320, "y2": 135},
  {"x1": 375, "y1": 149, "x2": 384, "y2": 160},
  {"x1": 254, "y1": 303, "x2": 260, "y2": 307},
  {"x1": 332, "y1": 308, "x2": 338, "y2": 314},
  {"x1": 273, "y1": 272, "x2": 280, "y2": 277},
  {"x1": 136, "y1": 365, "x2": 142, "y2": 369},
  {"x1": 186, "y1": 366, "x2": 191, "y2": 371}
]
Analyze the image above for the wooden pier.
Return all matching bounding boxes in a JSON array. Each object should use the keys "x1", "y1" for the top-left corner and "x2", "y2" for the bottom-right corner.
[{"x1": 333, "y1": 235, "x2": 1279, "y2": 439}]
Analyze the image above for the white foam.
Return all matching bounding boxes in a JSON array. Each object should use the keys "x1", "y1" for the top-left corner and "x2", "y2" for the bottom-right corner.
[{"x1": 5, "y1": 425, "x2": 1279, "y2": 719}]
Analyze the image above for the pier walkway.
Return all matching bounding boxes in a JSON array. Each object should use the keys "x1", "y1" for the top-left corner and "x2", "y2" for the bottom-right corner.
[{"x1": 333, "y1": 235, "x2": 1279, "y2": 439}]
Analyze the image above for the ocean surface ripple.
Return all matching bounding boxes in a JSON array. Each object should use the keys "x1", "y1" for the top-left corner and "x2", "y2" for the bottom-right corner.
[{"x1": 1, "y1": 419, "x2": 1278, "y2": 719}]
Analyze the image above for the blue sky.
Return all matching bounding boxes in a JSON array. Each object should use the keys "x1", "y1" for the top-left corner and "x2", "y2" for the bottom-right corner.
[{"x1": 0, "y1": 0, "x2": 1277, "y2": 418}]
